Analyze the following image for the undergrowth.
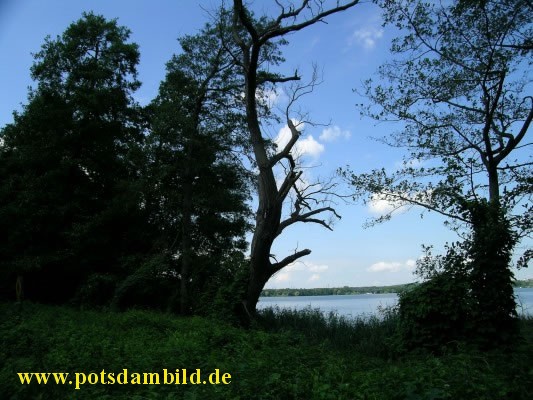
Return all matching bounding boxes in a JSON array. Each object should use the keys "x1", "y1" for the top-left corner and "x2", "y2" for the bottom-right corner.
[
  {"x1": 256, "y1": 306, "x2": 401, "y2": 358},
  {"x1": 1, "y1": 302, "x2": 532, "y2": 399}
]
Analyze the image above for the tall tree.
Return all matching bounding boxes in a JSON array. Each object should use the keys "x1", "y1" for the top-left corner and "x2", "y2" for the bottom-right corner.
[
  {"x1": 230, "y1": 0, "x2": 359, "y2": 317},
  {"x1": 342, "y1": 0, "x2": 531, "y2": 345},
  {"x1": 144, "y1": 20, "x2": 252, "y2": 314},
  {"x1": 0, "y1": 12, "x2": 147, "y2": 303},
  {"x1": 345, "y1": 0, "x2": 531, "y2": 239}
]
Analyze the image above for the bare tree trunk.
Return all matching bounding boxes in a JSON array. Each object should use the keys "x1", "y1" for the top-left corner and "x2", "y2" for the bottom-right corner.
[
  {"x1": 487, "y1": 163, "x2": 500, "y2": 205},
  {"x1": 244, "y1": 262, "x2": 270, "y2": 315},
  {"x1": 231, "y1": 0, "x2": 357, "y2": 319},
  {"x1": 244, "y1": 197, "x2": 282, "y2": 314}
]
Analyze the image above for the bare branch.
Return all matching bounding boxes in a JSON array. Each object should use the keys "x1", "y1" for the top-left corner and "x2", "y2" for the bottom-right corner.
[
  {"x1": 273, "y1": 0, "x2": 311, "y2": 26},
  {"x1": 375, "y1": 190, "x2": 470, "y2": 225},
  {"x1": 277, "y1": 170, "x2": 302, "y2": 202},
  {"x1": 257, "y1": 71, "x2": 300, "y2": 85},
  {"x1": 260, "y1": 0, "x2": 361, "y2": 44},
  {"x1": 277, "y1": 206, "x2": 341, "y2": 236},
  {"x1": 495, "y1": 97, "x2": 533, "y2": 164},
  {"x1": 272, "y1": 249, "x2": 311, "y2": 274},
  {"x1": 269, "y1": 69, "x2": 322, "y2": 168}
]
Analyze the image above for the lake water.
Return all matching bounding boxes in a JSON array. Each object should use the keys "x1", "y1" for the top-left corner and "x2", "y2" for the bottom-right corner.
[{"x1": 257, "y1": 288, "x2": 533, "y2": 319}]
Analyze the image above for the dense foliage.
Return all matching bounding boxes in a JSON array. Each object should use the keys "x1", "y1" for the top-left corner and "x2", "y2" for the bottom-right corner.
[
  {"x1": 398, "y1": 200, "x2": 520, "y2": 350},
  {"x1": 0, "y1": 13, "x2": 251, "y2": 313},
  {"x1": 343, "y1": 0, "x2": 532, "y2": 348},
  {"x1": 127, "y1": 20, "x2": 252, "y2": 315},
  {"x1": 0, "y1": 13, "x2": 150, "y2": 304},
  {"x1": 1, "y1": 302, "x2": 532, "y2": 399}
]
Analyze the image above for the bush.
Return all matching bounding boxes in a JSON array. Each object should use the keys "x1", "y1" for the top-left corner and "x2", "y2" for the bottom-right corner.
[
  {"x1": 111, "y1": 254, "x2": 178, "y2": 311},
  {"x1": 72, "y1": 273, "x2": 118, "y2": 308},
  {"x1": 398, "y1": 201, "x2": 520, "y2": 351},
  {"x1": 193, "y1": 252, "x2": 249, "y2": 322},
  {"x1": 398, "y1": 271, "x2": 469, "y2": 352}
]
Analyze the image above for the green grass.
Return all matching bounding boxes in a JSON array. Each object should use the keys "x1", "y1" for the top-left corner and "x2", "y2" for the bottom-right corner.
[
  {"x1": 1, "y1": 302, "x2": 532, "y2": 399},
  {"x1": 257, "y1": 306, "x2": 401, "y2": 358}
]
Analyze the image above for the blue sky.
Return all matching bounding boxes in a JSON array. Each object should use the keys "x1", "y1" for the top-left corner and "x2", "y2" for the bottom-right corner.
[{"x1": 1, "y1": 0, "x2": 530, "y2": 287}]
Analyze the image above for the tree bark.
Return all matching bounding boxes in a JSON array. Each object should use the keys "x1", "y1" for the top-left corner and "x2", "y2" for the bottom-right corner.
[
  {"x1": 487, "y1": 163, "x2": 500, "y2": 205},
  {"x1": 231, "y1": 0, "x2": 357, "y2": 318}
]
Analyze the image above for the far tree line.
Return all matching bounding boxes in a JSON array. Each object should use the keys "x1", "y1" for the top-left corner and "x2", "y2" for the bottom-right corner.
[
  {"x1": 261, "y1": 278, "x2": 533, "y2": 298},
  {"x1": 0, "y1": 0, "x2": 530, "y2": 350},
  {"x1": 261, "y1": 283, "x2": 419, "y2": 297}
]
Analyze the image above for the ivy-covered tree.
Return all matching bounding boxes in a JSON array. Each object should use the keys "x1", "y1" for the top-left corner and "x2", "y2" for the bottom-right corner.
[
  {"x1": 343, "y1": 0, "x2": 531, "y2": 347},
  {"x1": 0, "y1": 12, "x2": 149, "y2": 303}
]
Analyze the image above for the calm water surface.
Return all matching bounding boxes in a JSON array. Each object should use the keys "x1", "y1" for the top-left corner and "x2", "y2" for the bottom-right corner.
[{"x1": 258, "y1": 288, "x2": 533, "y2": 318}]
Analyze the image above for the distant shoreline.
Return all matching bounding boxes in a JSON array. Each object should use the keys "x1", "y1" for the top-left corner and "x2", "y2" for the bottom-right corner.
[{"x1": 261, "y1": 279, "x2": 533, "y2": 297}]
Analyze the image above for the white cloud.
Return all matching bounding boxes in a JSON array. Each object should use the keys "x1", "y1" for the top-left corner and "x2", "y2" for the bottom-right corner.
[
  {"x1": 350, "y1": 27, "x2": 384, "y2": 49},
  {"x1": 368, "y1": 193, "x2": 403, "y2": 215},
  {"x1": 274, "y1": 272, "x2": 291, "y2": 282},
  {"x1": 405, "y1": 259, "x2": 416, "y2": 270},
  {"x1": 285, "y1": 261, "x2": 328, "y2": 273},
  {"x1": 309, "y1": 263, "x2": 329, "y2": 272},
  {"x1": 274, "y1": 120, "x2": 324, "y2": 159},
  {"x1": 268, "y1": 261, "x2": 329, "y2": 287},
  {"x1": 319, "y1": 125, "x2": 351, "y2": 142},
  {"x1": 296, "y1": 135, "x2": 324, "y2": 157},
  {"x1": 274, "y1": 119, "x2": 304, "y2": 149},
  {"x1": 368, "y1": 190, "x2": 434, "y2": 216},
  {"x1": 367, "y1": 259, "x2": 417, "y2": 273},
  {"x1": 368, "y1": 261, "x2": 402, "y2": 272},
  {"x1": 285, "y1": 262, "x2": 306, "y2": 272}
]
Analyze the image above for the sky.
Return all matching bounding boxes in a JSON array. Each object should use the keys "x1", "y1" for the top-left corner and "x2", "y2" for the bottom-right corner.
[{"x1": 0, "y1": 0, "x2": 530, "y2": 288}]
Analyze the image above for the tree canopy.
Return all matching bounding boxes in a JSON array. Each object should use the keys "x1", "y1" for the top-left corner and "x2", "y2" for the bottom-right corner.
[
  {"x1": 141, "y1": 19, "x2": 253, "y2": 314},
  {"x1": 342, "y1": 0, "x2": 532, "y2": 348},
  {"x1": 344, "y1": 0, "x2": 532, "y2": 250},
  {"x1": 0, "y1": 12, "x2": 148, "y2": 303}
]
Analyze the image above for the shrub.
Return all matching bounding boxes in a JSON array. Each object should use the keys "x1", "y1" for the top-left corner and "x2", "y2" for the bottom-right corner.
[
  {"x1": 398, "y1": 271, "x2": 469, "y2": 351},
  {"x1": 398, "y1": 201, "x2": 520, "y2": 351},
  {"x1": 72, "y1": 273, "x2": 118, "y2": 308},
  {"x1": 111, "y1": 254, "x2": 177, "y2": 311}
]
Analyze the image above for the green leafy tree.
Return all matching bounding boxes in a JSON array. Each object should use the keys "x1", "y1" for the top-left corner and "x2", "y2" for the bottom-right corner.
[
  {"x1": 342, "y1": 0, "x2": 531, "y2": 346},
  {"x1": 345, "y1": 0, "x2": 532, "y2": 241},
  {"x1": 142, "y1": 19, "x2": 252, "y2": 314},
  {"x1": 0, "y1": 12, "x2": 148, "y2": 303}
]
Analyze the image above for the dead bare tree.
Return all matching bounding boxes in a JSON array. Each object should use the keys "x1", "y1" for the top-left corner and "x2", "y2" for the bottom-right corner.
[{"x1": 230, "y1": 0, "x2": 359, "y2": 317}]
